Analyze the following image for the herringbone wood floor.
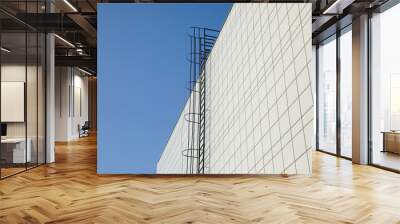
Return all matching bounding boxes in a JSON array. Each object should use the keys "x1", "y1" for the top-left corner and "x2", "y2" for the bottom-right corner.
[{"x1": 1, "y1": 135, "x2": 400, "y2": 224}]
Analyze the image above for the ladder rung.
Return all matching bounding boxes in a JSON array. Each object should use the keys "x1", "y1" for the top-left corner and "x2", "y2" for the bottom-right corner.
[{"x1": 199, "y1": 135, "x2": 205, "y2": 142}]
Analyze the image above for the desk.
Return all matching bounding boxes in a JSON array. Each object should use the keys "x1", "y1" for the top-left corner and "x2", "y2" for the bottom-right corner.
[
  {"x1": 1, "y1": 138, "x2": 32, "y2": 163},
  {"x1": 381, "y1": 131, "x2": 400, "y2": 154}
]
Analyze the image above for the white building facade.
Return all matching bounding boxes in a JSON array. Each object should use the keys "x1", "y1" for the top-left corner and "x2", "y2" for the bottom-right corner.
[{"x1": 157, "y1": 3, "x2": 313, "y2": 174}]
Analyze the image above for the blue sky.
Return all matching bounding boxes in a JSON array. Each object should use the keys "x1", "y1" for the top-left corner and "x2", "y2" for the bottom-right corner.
[{"x1": 98, "y1": 3, "x2": 232, "y2": 173}]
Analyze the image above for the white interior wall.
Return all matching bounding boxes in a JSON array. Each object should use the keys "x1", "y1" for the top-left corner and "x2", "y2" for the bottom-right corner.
[
  {"x1": 1, "y1": 65, "x2": 39, "y2": 138},
  {"x1": 1, "y1": 65, "x2": 28, "y2": 142},
  {"x1": 55, "y1": 67, "x2": 89, "y2": 141},
  {"x1": 70, "y1": 73, "x2": 89, "y2": 138},
  {"x1": 1, "y1": 66, "x2": 26, "y2": 140},
  {"x1": 1, "y1": 64, "x2": 46, "y2": 163},
  {"x1": 55, "y1": 67, "x2": 69, "y2": 141}
]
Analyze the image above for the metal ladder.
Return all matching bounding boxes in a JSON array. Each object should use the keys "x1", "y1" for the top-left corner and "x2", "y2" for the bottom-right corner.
[
  {"x1": 183, "y1": 27, "x2": 219, "y2": 174},
  {"x1": 197, "y1": 72, "x2": 206, "y2": 174}
]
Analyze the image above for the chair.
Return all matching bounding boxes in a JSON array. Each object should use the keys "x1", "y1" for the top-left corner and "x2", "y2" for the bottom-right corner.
[{"x1": 79, "y1": 121, "x2": 90, "y2": 138}]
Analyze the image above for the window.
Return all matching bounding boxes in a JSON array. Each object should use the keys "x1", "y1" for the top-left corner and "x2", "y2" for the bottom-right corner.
[
  {"x1": 0, "y1": 1, "x2": 47, "y2": 179},
  {"x1": 317, "y1": 37, "x2": 337, "y2": 154},
  {"x1": 340, "y1": 28, "x2": 352, "y2": 158},
  {"x1": 371, "y1": 3, "x2": 400, "y2": 171}
]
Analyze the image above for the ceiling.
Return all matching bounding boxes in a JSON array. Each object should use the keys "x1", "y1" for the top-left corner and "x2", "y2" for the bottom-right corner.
[
  {"x1": 0, "y1": 0, "x2": 397, "y2": 74},
  {"x1": 0, "y1": 0, "x2": 97, "y2": 73}
]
